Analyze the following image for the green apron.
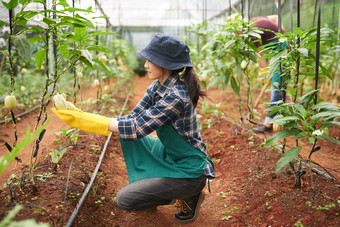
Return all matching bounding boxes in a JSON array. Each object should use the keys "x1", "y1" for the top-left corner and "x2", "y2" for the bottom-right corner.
[
  {"x1": 119, "y1": 124, "x2": 207, "y2": 183},
  {"x1": 264, "y1": 40, "x2": 288, "y2": 87}
]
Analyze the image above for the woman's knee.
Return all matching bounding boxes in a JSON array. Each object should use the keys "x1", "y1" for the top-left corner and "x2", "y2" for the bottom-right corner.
[{"x1": 115, "y1": 189, "x2": 137, "y2": 211}]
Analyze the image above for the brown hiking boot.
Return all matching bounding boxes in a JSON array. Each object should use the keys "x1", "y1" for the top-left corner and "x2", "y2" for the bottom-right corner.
[
  {"x1": 174, "y1": 192, "x2": 205, "y2": 224},
  {"x1": 253, "y1": 124, "x2": 273, "y2": 134}
]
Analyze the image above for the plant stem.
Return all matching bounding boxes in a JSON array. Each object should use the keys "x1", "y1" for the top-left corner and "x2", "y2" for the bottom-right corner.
[
  {"x1": 309, "y1": 141, "x2": 317, "y2": 191},
  {"x1": 7, "y1": 9, "x2": 19, "y2": 149},
  {"x1": 29, "y1": 6, "x2": 51, "y2": 175}
]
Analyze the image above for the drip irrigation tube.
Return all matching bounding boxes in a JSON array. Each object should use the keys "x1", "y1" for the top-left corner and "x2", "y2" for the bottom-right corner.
[
  {"x1": 0, "y1": 105, "x2": 40, "y2": 124},
  {"x1": 66, "y1": 90, "x2": 131, "y2": 227},
  {"x1": 221, "y1": 116, "x2": 336, "y2": 180},
  {"x1": 61, "y1": 159, "x2": 74, "y2": 227}
]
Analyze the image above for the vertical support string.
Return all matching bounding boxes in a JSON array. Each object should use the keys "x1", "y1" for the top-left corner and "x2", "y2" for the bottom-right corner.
[
  {"x1": 290, "y1": 0, "x2": 293, "y2": 32},
  {"x1": 241, "y1": 0, "x2": 244, "y2": 19},
  {"x1": 313, "y1": 0, "x2": 318, "y2": 27},
  {"x1": 314, "y1": 0, "x2": 321, "y2": 105},
  {"x1": 53, "y1": 1, "x2": 57, "y2": 83},
  {"x1": 294, "y1": 0, "x2": 301, "y2": 102},
  {"x1": 334, "y1": 3, "x2": 340, "y2": 96},
  {"x1": 278, "y1": 0, "x2": 285, "y2": 103}
]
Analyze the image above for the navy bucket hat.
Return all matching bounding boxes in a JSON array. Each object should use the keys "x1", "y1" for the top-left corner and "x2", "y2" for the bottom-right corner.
[{"x1": 139, "y1": 34, "x2": 193, "y2": 70}]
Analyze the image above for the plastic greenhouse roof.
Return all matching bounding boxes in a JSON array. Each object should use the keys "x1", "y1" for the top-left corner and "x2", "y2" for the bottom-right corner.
[
  {"x1": 90, "y1": 0, "x2": 239, "y2": 27},
  {"x1": 0, "y1": 0, "x2": 239, "y2": 27}
]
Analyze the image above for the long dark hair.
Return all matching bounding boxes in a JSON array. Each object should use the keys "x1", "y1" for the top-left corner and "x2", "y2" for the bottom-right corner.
[{"x1": 174, "y1": 67, "x2": 206, "y2": 107}]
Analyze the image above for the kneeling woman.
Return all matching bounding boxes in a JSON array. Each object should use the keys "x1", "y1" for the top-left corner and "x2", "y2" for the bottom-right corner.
[{"x1": 53, "y1": 34, "x2": 215, "y2": 224}]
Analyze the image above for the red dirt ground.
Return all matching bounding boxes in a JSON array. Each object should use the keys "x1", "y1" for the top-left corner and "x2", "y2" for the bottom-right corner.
[{"x1": 0, "y1": 75, "x2": 339, "y2": 226}]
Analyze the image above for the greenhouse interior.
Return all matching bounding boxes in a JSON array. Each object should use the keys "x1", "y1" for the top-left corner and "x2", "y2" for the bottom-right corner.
[{"x1": 0, "y1": 0, "x2": 339, "y2": 226}]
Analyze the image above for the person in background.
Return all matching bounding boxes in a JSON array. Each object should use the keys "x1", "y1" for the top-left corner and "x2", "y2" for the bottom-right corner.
[
  {"x1": 52, "y1": 34, "x2": 215, "y2": 224},
  {"x1": 251, "y1": 15, "x2": 287, "y2": 133}
]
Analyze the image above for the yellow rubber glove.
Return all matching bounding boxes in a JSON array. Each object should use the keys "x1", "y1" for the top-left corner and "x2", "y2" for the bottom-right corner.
[
  {"x1": 261, "y1": 68, "x2": 271, "y2": 85},
  {"x1": 51, "y1": 108, "x2": 111, "y2": 136}
]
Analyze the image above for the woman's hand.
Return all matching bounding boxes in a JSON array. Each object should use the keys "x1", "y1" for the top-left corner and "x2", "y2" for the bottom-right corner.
[{"x1": 52, "y1": 108, "x2": 112, "y2": 136}]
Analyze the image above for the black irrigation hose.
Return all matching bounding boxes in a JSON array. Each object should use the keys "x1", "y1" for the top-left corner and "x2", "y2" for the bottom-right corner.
[
  {"x1": 0, "y1": 105, "x2": 40, "y2": 124},
  {"x1": 66, "y1": 90, "x2": 132, "y2": 227},
  {"x1": 314, "y1": 168, "x2": 340, "y2": 192},
  {"x1": 220, "y1": 116, "x2": 335, "y2": 180},
  {"x1": 61, "y1": 159, "x2": 74, "y2": 227}
]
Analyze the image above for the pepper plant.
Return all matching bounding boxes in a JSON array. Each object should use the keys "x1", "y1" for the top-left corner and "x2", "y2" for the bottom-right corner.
[
  {"x1": 188, "y1": 13, "x2": 263, "y2": 123},
  {"x1": 260, "y1": 26, "x2": 334, "y2": 99},
  {"x1": 194, "y1": 13, "x2": 261, "y2": 94},
  {"x1": 1, "y1": 0, "x2": 117, "y2": 175},
  {"x1": 264, "y1": 90, "x2": 339, "y2": 188},
  {"x1": 261, "y1": 26, "x2": 339, "y2": 189}
]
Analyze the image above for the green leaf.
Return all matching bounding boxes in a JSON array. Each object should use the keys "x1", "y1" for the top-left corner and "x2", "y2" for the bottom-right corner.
[
  {"x1": 35, "y1": 49, "x2": 46, "y2": 70},
  {"x1": 298, "y1": 89, "x2": 318, "y2": 108},
  {"x1": 0, "y1": 205, "x2": 23, "y2": 226},
  {"x1": 275, "y1": 146, "x2": 301, "y2": 173},
  {"x1": 41, "y1": 9, "x2": 65, "y2": 14},
  {"x1": 42, "y1": 17, "x2": 56, "y2": 25},
  {"x1": 235, "y1": 63, "x2": 241, "y2": 78},
  {"x1": 88, "y1": 31, "x2": 118, "y2": 37},
  {"x1": 15, "y1": 10, "x2": 38, "y2": 20},
  {"x1": 221, "y1": 70, "x2": 230, "y2": 90},
  {"x1": 265, "y1": 129, "x2": 297, "y2": 146},
  {"x1": 12, "y1": 34, "x2": 31, "y2": 62},
  {"x1": 312, "y1": 102, "x2": 338, "y2": 111},
  {"x1": 0, "y1": 20, "x2": 4, "y2": 27},
  {"x1": 294, "y1": 104, "x2": 307, "y2": 117},
  {"x1": 92, "y1": 16, "x2": 109, "y2": 19},
  {"x1": 207, "y1": 76, "x2": 219, "y2": 89},
  {"x1": 29, "y1": 35, "x2": 43, "y2": 43},
  {"x1": 60, "y1": 16, "x2": 87, "y2": 27},
  {"x1": 295, "y1": 131, "x2": 307, "y2": 140},
  {"x1": 87, "y1": 45, "x2": 111, "y2": 52},
  {"x1": 93, "y1": 59, "x2": 111, "y2": 75},
  {"x1": 320, "y1": 134, "x2": 340, "y2": 145},
  {"x1": 248, "y1": 31, "x2": 261, "y2": 39},
  {"x1": 19, "y1": 0, "x2": 30, "y2": 4},
  {"x1": 0, "y1": 204, "x2": 49, "y2": 227},
  {"x1": 2, "y1": 0, "x2": 19, "y2": 10},
  {"x1": 270, "y1": 116, "x2": 301, "y2": 125},
  {"x1": 80, "y1": 49, "x2": 93, "y2": 65},
  {"x1": 64, "y1": 7, "x2": 93, "y2": 13},
  {"x1": 297, "y1": 48, "x2": 308, "y2": 56},
  {"x1": 33, "y1": 0, "x2": 44, "y2": 4},
  {"x1": 75, "y1": 14, "x2": 94, "y2": 29},
  {"x1": 57, "y1": 0, "x2": 69, "y2": 7},
  {"x1": 16, "y1": 19, "x2": 28, "y2": 26},
  {"x1": 30, "y1": 20, "x2": 49, "y2": 29},
  {"x1": 74, "y1": 26, "x2": 87, "y2": 42},
  {"x1": 310, "y1": 111, "x2": 339, "y2": 121},
  {"x1": 328, "y1": 121, "x2": 340, "y2": 126},
  {"x1": 230, "y1": 76, "x2": 240, "y2": 96},
  {"x1": 224, "y1": 40, "x2": 235, "y2": 49}
]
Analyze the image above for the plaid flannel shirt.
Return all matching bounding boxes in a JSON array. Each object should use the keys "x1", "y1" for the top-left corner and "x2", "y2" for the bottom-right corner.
[{"x1": 117, "y1": 73, "x2": 215, "y2": 179}]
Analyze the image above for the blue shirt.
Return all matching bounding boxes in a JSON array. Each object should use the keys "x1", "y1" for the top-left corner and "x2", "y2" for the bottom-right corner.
[{"x1": 117, "y1": 73, "x2": 215, "y2": 179}]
